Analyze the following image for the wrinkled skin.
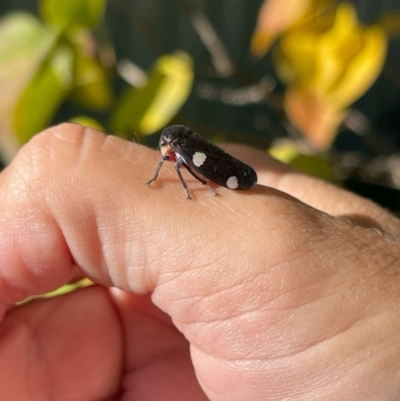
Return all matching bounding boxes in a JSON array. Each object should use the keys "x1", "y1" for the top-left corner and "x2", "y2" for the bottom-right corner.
[{"x1": 1, "y1": 123, "x2": 400, "y2": 401}]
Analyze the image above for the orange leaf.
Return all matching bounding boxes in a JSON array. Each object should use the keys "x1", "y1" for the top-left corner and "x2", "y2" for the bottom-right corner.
[
  {"x1": 284, "y1": 87, "x2": 345, "y2": 149},
  {"x1": 250, "y1": 0, "x2": 330, "y2": 58}
]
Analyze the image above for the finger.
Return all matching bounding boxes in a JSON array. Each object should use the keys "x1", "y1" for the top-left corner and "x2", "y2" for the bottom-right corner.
[
  {"x1": 1, "y1": 124, "x2": 400, "y2": 401},
  {"x1": 222, "y1": 143, "x2": 400, "y2": 235},
  {"x1": 110, "y1": 290, "x2": 208, "y2": 400},
  {"x1": 0, "y1": 123, "x2": 299, "y2": 302},
  {"x1": 0, "y1": 286, "x2": 122, "y2": 401}
]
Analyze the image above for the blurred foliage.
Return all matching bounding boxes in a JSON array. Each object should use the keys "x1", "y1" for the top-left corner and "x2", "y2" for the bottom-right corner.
[
  {"x1": 0, "y1": 0, "x2": 194, "y2": 162},
  {"x1": 40, "y1": 0, "x2": 106, "y2": 29},
  {"x1": 112, "y1": 51, "x2": 193, "y2": 136},
  {"x1": 269, "y1": 140, "x2": 333, "y2": 182},
  {"x1": 251, "y1": 0, "x2": 389, "y2": 150},
  {"x1": 17, "y1": 278, "x2": 93, "y2": 305},
  {"x1": 0, "y1": 0, "x2": 399, "y2": 194}
]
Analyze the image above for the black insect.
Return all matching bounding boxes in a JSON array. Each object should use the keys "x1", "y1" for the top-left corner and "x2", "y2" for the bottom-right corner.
[{"x1": 146, "y1": 125, "x2": 257, "y2": 199}]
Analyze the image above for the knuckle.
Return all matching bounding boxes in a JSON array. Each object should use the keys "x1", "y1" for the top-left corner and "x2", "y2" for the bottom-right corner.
[
  {"x1": 15, "y1": 123, "x2": 104, "y2": 182},
  {"x1": 4, "y1": 124, "x2": 102, "y2": 200}
]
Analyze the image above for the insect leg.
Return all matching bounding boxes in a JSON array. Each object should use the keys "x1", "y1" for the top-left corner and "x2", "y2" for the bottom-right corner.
[
  {"x1": 182, "y1": 164, "x2": 207, "y2": 185},
  {"x1": 146, "y1": 156, "x2": 167, "y2": 186},
  {"x1": 182, "y1": 164, "x2": 218, "y2": 197},
  {"x1": 174, "y1": 161, "x2": 192, "y2": 199}
]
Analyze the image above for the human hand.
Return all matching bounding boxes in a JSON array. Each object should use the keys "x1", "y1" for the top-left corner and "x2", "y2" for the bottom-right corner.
[{"x1": 1, "y1": 123, "x2": 400, "y2": 401}]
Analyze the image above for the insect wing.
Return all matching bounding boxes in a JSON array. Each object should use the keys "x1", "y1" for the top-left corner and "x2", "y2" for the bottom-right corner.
[{"x1": 171, "y1": 131, "x2": 257, "y2": 190}]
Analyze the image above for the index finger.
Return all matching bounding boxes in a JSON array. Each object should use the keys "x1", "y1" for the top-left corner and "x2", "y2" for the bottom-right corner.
[
  {"x1": 0, "y1": 123, "x2": 312, "y2": 305},
  {"x1": 3, "y1": 122, "x2": 395, "y2": 308}
]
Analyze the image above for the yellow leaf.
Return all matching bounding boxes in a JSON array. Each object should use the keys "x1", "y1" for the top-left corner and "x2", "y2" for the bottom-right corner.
[
  {"x1": 320, "y1": 2, "x2": 358, "y2": 51},
  {"x1": 277, "y1": 31, "x2": 320, "y2": 85},
  {"x1": 276, "y1": 3, "x2": 362, "y2": 92},
  {"x1": 139, "y1": 53, "x2": 193, "y2": 134},
  {"x1": 112, "y1": 51, "x2": 193, "y2": 136},
  {"x1": 274, "y1": 2, "x2": 387, "y2": 148},
  {"x1": 328, "y1": 25, "x2": 387, "y2": 108},
  {"x1": 250, "y1": 0, "x2": 330, "y2": 58},
  {"x1": 69, "y1": 116, "x2": 105, "y2": 131}
]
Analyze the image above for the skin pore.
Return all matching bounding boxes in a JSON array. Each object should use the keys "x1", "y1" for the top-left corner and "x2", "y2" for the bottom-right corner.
[{"x1": 0, "y1": 123, "x2": 400, "y2": 401}]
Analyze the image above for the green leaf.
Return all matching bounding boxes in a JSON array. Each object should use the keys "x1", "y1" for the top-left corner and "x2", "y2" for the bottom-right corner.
[
  {"x1": 17, "y1": 278, "x2": 93, "y2": 305},
  {"x1": 39, "y1": 0, "x2": 106, "y2": 29},
  {"x1": 0, "y1": 12, "x2": 55, "y2": 64},
  {"x1": 69, "y1": 116, "x2": 105, "y2": 132},
  {"x1": 0, "y1": 12, "x2": 57, "y2": 161},
  {"x1": 112, "y1": 51, "x2": 194, "y2": 136},
  {"x1": 13, "y1": 46, "x2": 74, "y2": 144},
  {"x1": 269, "y1": 141, "x2": 334, "y2": 181},
  {"x1": 69, "y1": 54, "x2": 113, "y2": 110}
]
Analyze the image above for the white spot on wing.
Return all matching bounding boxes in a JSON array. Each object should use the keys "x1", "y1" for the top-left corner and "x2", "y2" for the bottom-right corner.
[
  {"x1": 193, "y1": 152, "x2": 207, "y2": 167},
  {"x1": 226, "y1": 176, "x2": 239, "y2": 189}
]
